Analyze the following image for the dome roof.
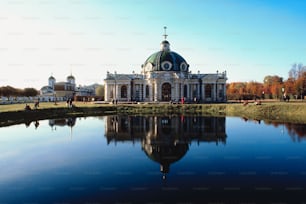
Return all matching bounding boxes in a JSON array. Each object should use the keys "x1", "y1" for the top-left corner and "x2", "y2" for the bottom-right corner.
[
  {"x1": 67, "y1": 75, "x2": 75, "y2": 80},
  {"x1": 48, "y1": 76, "x2": 55, "y2": 80},
  {"x1": 143, "y1": 50, "x2": 189, "y2": 72},
  {"x1": 143, "y1": 39, "x2": 189, "y2": 72}
]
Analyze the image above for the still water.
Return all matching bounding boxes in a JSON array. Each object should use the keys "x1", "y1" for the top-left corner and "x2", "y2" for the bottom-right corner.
[{"x1": 0, "y1": 115, "x2": 305, "y2": 203}]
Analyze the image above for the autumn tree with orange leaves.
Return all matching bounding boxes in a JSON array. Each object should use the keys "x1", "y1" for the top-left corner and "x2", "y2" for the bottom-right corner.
[{"x1": 227, "y1": 63, "x2": 306, "y2": 100}]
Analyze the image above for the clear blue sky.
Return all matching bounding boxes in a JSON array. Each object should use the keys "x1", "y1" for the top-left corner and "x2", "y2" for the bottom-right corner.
[{"x1": 0, "y1": 0, "x2": 305, "y2": 89}]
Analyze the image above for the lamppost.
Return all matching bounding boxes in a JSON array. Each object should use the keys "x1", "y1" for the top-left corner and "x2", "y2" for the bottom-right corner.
[{"x1": 281, "y1": 87, "x2": 285, "y2": 101}]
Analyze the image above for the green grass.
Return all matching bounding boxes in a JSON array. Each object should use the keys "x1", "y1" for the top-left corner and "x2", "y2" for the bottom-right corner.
[
  {"x1": 1, "y1": 101, "x2": 306, "y2": 125},
  {"x1": 0, "y1": 101, "x2": 107, "y2": 112},
  {"x1": 225, "y1": 102, "x2": 306, "y2": 123}
]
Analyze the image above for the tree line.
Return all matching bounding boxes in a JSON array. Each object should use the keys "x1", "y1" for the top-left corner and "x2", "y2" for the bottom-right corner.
[
  {"x1": 0, "y1": 86, "x2": 38, "y2": 97},
  {"x1": 227, "y1": 63, "x2": 306, "y2": 100}
]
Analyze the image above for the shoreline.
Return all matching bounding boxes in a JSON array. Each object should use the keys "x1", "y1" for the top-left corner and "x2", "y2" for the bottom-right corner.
[{"x1": 0, "y1": 102, "x2": 305, "y2": 127}]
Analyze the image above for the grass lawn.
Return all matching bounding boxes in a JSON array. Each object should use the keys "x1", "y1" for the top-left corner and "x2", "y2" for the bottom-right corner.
[
  {"x1": 0, "y1": 101, "x2": 305, "y2": 124},
  {"x1": 0, "y1": 101, "x2": 109, "y2": 112}
]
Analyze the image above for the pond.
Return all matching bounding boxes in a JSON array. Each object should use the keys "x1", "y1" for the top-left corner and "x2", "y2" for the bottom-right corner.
[{"x1": 0, "y1": 115, "x2": 305, "y2": 203}]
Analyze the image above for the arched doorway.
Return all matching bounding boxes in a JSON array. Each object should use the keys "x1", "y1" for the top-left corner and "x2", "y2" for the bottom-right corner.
[
  {"x1": 121, "y1": 85, "x2": 127, "y2": 98},
  {"x1": 162, "y1": 83, "x2": 171, "y2": 101}
]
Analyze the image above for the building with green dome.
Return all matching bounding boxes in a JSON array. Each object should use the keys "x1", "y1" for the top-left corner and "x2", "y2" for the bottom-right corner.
[{"x1": 104, "y1": 28, "x2": 227, "y2": 103}]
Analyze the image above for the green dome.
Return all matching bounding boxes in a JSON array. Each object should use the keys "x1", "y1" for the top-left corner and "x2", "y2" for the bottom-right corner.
[{"x1": 143, "y1": 50, "x2": 189, "y2": 72}]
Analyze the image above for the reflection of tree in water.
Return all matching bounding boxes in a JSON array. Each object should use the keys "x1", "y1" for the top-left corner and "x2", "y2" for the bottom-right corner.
[
  {"x1": 242, "y1": 118, "x2": 306, "y2": 142},
  {"x1": 105, "y1": 115, "x2": 227, "y2": 178},
  {"x1": 240, "y1": 117, "x2": 261, "y2": 124},
  {"x1": 285, "y1": 123, "x2": 306, "y2": 142},
  {"x1": 265, "y1": 121, "x2": 306, "y2": 141}
]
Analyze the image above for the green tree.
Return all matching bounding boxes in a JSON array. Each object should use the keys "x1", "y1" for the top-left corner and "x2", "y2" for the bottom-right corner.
[
  {"x1": 0, "y1": 86, "x2": 18, "y2": 96},
  {"x1": 23, "y1": 88, "x2": 38, "y2": 96},
  {"x1": 95, "y1": 85, "x2": 104, "y2": 99},
  {"x1": 0, "y1": 86, "x2": 38, "y2": 97}
]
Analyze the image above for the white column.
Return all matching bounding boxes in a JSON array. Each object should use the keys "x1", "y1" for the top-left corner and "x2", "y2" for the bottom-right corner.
[
  {"x1": 175, "y1": 82, "x2": 178, "y2": 100},
  {"x1": 186, "y1": 84, "x2": 190, "y2": 100},
  {"x1": 115, "y1": 84, "x2": 119, "y2": 100},
  {"x1": 143, "y1": 83, "x2": 146, "y2": 101},
  {"x1": 150, "y1": 84, "x2": 153, "y2": 101},
  {"x1": 140, "y1": 84, "x2": 144, "y2": 101},
  {"x1": 111, "y1": 84, "x2": 114, "y2": 100},
  {"x1": 180, "y1": 83, "x2": 184, "y2": 99},
  {"x1": 202, "y1": 83, "x2": 205, "y2": 101},
  {"x1": 214, "y1": 83, "x2": 217, "y2": 101},
  {"x1": 175, "y1": 82, "x2": 180, "y2": 101},
  {"x1": 127, "y1": 84, "x2": 131, "y2": 101},
  {"x1": 104, "y1": 83, "x2": 109, "y2": 101},
  {"x1": 197, "y1": 84, "x2": 200, "y2": 99},
  {"x1": 154, "y1": 82, "x2": 158, "y2": 101}
]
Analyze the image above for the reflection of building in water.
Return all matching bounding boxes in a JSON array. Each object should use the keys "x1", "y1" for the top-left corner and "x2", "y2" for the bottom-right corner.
[
  {"x1": 105, "y1": 115, "x2": 226, "y2": 178},
  {"x1": 49, "y1": 118, "x2": 77, "y2": 136}
]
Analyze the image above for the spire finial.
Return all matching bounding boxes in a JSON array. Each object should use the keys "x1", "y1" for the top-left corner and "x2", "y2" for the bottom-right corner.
[
  {"x1": 163, "y1": 26, "x2": 168, "y2": 40},
  {"x1": 70, "y1": 64, "x2": 73, "y2": 76}
]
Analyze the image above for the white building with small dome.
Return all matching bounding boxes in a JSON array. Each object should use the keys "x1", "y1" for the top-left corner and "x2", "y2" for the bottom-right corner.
[
  {"x1": 40, "y1": 74, "x2": 98, "y2": 101},
  {"x1": 104, "y1": 29, "x2": 227, "y2": 103},
  {"x1": 40, "y1": 74, "x2": 76, "y2": 99}
]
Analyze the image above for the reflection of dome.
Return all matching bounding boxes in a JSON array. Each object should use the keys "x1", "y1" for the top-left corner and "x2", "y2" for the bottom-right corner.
[
  {"x1": 143, "y1": 139, "x2": 189, "y2": 177},
  {"x1": 143, "y1": 40, "x2": 189, "y2": 72},
  {"x1": 66, "y1": 118, "x2": 76, "y2": 127}
]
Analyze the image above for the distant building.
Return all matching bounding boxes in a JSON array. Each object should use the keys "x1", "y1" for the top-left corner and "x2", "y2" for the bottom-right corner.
[
  {"x1": 104, "y1": 28, "x2": 227, "y2": 103},
  {"x1": 40, "y1": 75, "x2": 99, "y2": 101},
  {"x1": 40, "y1": 74, "x2": 76, "y2": 99},
  {"x1": 75, "y1": 84, "x2": 98, "y2": 97},
  {"x1": 54, "y1": 75, "x2": 76, "y2": 98}
]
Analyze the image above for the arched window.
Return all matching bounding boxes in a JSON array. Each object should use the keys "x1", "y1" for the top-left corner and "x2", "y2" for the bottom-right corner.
[
  {"x1": 205, "y1": 84, "x2": 212, "y2": 98},
  {"x1": 121, "y1": 85, "x2": 127, "y2": 98},
  {"x1": 145, "y1": 85, "x2": 149, "y2": 98},
  {"x1": 184, "y1": 85, "x2": 187, "y2": 97}
]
